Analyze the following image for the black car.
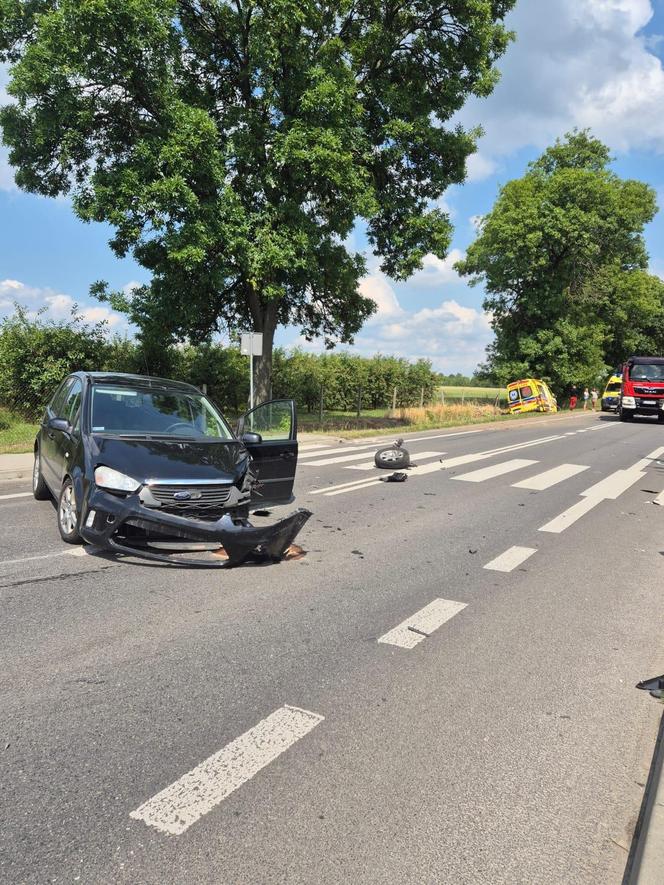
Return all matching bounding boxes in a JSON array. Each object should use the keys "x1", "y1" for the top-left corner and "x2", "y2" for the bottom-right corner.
[{"x1": 32, "y1": 372, "x2": 310, "y2": 565}]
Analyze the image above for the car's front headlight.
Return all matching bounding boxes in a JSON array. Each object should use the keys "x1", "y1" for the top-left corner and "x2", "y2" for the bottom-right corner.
[
  {"x1": 94, "y1": 465, "x2": 141, "y2": 493},
  {"x1": 622, "y1": 396, "x2": 635, "y2": 408}
]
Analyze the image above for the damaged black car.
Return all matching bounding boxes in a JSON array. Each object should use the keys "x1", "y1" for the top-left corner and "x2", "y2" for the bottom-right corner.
[{"x1": 32, "y1": 372, "x2": 310, "y2": 565}]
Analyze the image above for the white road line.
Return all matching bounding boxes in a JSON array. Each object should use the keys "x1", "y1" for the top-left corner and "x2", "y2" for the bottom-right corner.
[
  {"x1": 539, "y1": 497, "x2": 603, "y2": 534},
  {"x1": 310, "y1": 474, "x2": 389, "y2": 495},
  {"x1": 580, "y1": 469, "x2": 647, "y2": 500},
  {"x1": 299, "y1": 442, "x2": 389, "y2": 460},
  {"x1": 452, "y1": 458, "x2": 538, "y2": 483},
  {"x1": 484, "y1": 546, "x2": 537, "y2": 572},
  {"x1": 130, "y1": 705, "x2": 324, "y2": 836},
  {"x1": 304, "y1": 450, "x2": 412, "y2": 467},
  {"x1": 298, "y1": 428, "x2": 484, "y2": 461},
  {"x1": 0, "y1": 492, "x2": 32, "y2": 500},
  {"x1": 512, "y1": 463, "x2": 589, "y2": 490},
  {"x1": 324, "y1": 478, "x2": 386, "y2": 496},
  {"x1": 440, "y1": 434, "x2": 563, "y2": 470},
  {"x1": 0, "y1": 547, "x2": 90, "y2": 568},
  {"x1": 345, "y1": 451, "x2": 444, "y2": 471},
  {"x1": 377, "y1": 598, "x2": 467, "y2": 649}
]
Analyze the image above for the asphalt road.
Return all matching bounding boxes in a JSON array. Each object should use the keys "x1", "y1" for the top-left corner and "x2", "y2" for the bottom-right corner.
[{"x1": 2, "y1": 411, "x2": 664, "y2": 884}]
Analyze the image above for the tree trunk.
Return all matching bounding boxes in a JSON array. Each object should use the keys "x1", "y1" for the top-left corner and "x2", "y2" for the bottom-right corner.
[{"x1": 250, "y1": 304, "x2": 277, "y2": 406}]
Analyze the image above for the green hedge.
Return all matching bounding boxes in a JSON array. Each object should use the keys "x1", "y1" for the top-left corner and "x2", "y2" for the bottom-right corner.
[{"x1": 0, "y1": 310, "x2": 440, "y2": 419}]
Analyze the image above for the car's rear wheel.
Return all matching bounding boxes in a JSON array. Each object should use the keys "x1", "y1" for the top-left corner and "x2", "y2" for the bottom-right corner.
[
  {"x1": 58, "y1": 477, "x2": 83, "y2": 544},
  {"x1": 32, "y1": 448, "x2": 50, "y2": 500}
]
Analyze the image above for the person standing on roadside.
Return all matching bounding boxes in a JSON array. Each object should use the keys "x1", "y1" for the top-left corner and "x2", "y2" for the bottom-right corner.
[
  {"x1": 591, "y1": 387, "x2": 599, "y2": 411},
  {"x1": 569, "y1": 385, "x2": 578, "y2": 410},
  {"x1": 583, "y1": 387, "x2": 590, "y2": 410}
]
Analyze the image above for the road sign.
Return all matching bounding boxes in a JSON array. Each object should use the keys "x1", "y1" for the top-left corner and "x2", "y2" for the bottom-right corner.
[
  {"x1": 240, "y1": 332, "x2": 263, "y2": 357},
  {"x1": 240, "y1": 332, "x2": 263, "y2": 411}
]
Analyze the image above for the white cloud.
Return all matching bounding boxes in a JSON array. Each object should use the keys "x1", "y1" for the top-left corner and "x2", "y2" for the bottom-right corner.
[
  {"x1": 0, "y1": 278, "x2": 126, "y2": 329},
  {"x1": 359, "y1": 273, "x2": 404, "y2": 320},
  {"x1": 465, "y1": 153, "x2": 498, "y2": 183},
  {"x1": 351, "y1": 298, "x2": 493, "y2": 373},
  {"x1": 410, "y1": 248, "x2": 465, "y2": 287},
  {"x1": 458, "y1": 0, "x2": 664, "y2": 160}
]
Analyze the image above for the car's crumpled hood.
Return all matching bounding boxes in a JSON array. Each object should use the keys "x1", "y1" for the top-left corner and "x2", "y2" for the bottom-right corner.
[{"x1": 91, "y1": 436, "x2": 250, "y2": 484}]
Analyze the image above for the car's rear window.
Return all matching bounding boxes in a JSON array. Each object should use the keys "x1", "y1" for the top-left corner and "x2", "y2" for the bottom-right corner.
[
  {"x1": 91, "y1": 386, "x2": 233, "y2": 439},
  {"x1": 519, "y1": 385, "x2": 533, "y2": 399}
]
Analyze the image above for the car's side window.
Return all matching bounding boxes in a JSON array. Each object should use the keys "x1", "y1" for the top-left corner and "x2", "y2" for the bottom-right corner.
[
  {"x1": 63, "y1": 379, "x2": 83, "y2": 429},
  {"x1": 49, "y1": 379, "x2": 74, "y2": 418}
]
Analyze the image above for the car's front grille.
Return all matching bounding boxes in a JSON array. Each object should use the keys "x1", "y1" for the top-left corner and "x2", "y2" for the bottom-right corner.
[
  {"x1": 146, "y1": 484, "x2": 232, "y2": 520},
  {"x1": 634, "y1": 386, "x2": 664, "y2": 396}
]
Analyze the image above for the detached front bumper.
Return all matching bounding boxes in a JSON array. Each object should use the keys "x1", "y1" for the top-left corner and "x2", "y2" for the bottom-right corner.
[{"x1": 80, "y1": 487, "x2": 311, "y2": 567}]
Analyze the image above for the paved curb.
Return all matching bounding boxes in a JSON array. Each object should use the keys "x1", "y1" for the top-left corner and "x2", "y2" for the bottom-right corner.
[{"x1": 624, "y1": 709, "x2": 664, "y2": 884}]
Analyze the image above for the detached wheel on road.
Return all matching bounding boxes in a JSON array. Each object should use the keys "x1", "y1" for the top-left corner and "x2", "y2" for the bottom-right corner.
[
  {"x1": 57, "y1": 477, "x2": 83, "y2": 544},
  {"x1": 32, "y1": 448, "x2": 50, "y2": 500},
  {"x1": 375, "y1": 446, "x2": 411, "y2": 469}
]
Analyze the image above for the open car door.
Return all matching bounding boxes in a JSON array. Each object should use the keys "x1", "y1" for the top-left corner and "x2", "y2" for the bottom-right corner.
[{"x1": 238, "y1": 400, "x2": 298, "y2": 506}]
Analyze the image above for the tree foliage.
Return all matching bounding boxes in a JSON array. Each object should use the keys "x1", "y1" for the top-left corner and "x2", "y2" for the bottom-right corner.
[
  {"x1": 456, "y1": 131, "x2": 661, "y2": 391},
  {"x1": 0, "y1": 0, "x2": 515, "y2": 400}
]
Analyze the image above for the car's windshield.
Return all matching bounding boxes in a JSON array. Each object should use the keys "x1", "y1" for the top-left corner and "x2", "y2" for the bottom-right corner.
[
  {"x1": 630, "y1": 364, "x2": 664, "y2": 382},
  {"x1": 91, "y1": 386, "x2": 233, "y2": 439},
  {"x1": 606, "y1": 383, "x2": 621, "y2": 393}
]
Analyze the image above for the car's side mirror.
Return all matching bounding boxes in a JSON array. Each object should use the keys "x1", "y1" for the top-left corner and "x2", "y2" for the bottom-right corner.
[
  {"x1": 48, "y1": 417, "x2": 71, "y2": 434},
  {"x1": 241, "y1": 431, "x2": 262, "y2": 445}
]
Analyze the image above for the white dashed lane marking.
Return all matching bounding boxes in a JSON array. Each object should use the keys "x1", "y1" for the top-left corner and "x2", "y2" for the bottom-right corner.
[
  {"x1": 512, "y1": 463, "x2": 589, "y2": 490},
  {"x1": 0, "y1": 492, "x2": 32, "y2": 500},
  {"x1": 452, "y1": 458, "x2": 538, "y2": 483},
  {"x1": 484, "y1": 546, "x2": 537, "y2": 572},
  {"x1": 377, "y1": 599, "x2": 467, "y2": 649},
  {"x1": 130, "y1": 705, "x2": 324, "y2": 836}
]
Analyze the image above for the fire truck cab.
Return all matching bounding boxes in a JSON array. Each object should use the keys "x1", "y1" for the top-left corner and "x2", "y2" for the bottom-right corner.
[{"x1": 619, "y1": 356, "x2": 664, "y2": 422}]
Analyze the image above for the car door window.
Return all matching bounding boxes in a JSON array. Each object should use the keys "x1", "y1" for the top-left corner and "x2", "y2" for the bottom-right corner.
[
  {"x1": 242, "y1": 400, "x2": 295, "y2": 440},
  {"x1": 49, "y1": 379, "x2": 74, "y2": 418},
  {"x1": 63, "y1": 379, "x2": 83, "y2": 429}
]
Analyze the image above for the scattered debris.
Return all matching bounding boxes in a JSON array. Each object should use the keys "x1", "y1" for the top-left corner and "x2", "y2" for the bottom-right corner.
[
  {"x1": 469, "y1": 548, "x2": 478, "y2": 554},
  {"x1": 636, "y1": 673, "x2": 664, "y2": 699},
  {"x1": 351, "y1": 549, "x2": 364, "y2": 557},
  {"x1": 380, "y1": 472, "x2": 408, "y2": 483},
  {"x1": 407, "y1": 625, "x2": 429, "y2": 638},
  {"x1": 252, "y1": 509, "x2": 272, "y2": 517}
]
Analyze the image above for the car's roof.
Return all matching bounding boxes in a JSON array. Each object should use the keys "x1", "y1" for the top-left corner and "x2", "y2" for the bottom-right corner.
[
  {"x1": 78, "y1": 372, "x2": 201, "y2": 393},
  {"x1": 628, "y1": 356, "x2": 664, "y2": 365}
]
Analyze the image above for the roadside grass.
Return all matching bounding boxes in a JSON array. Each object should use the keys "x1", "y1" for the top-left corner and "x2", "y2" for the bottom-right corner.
[
  {"x1": 0, "y1": 408, "x2": 38, "y2": 454},
  {"x1": 297, "y1": 402, "x2": 546, "y2": 438}
]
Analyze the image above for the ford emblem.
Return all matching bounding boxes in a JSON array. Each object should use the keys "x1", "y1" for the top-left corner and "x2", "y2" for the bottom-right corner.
[{"x1": 173, "y1": 490, "x2": 192, "y2": 501}]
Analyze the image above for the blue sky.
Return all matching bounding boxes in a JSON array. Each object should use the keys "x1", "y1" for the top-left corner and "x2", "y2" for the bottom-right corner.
[{"x1": 2, "y1": 0, "x2": 664, "y2": 374}]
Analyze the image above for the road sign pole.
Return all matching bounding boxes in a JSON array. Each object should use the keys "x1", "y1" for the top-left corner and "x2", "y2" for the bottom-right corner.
[{"x1": 249, "y1": 334, "x2": 254, "y2": 414}]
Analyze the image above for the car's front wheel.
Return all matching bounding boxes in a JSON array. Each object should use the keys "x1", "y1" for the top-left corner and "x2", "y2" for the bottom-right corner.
[
  {"x1": 58, "y1": 477, "x2": 83, "y2": 544},
  {"x1": 32, "y1": 447, "x2": 50, "y2": 500}
]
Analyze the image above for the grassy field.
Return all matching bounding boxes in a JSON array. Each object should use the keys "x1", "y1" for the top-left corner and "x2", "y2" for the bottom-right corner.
[
  {"x1": 0, "y1": 408, "x2": 38, "y2": 455},
  {"x1": 438, "y1": 385, "x2": 505, "y2": 403}
]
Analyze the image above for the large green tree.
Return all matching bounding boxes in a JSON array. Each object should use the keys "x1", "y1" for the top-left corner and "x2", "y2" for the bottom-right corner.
[
  {"x1": 456, "y1": 130, "x2": 661, "y2": 391},
  {"x1": 0, "y1": 0, "x2": 515, "y2": 401}
]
